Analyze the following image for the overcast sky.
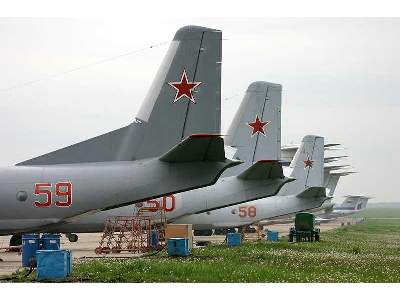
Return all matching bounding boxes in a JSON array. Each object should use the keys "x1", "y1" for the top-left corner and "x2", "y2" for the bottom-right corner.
[{"x1": 1, "y1": 18, "x2": 399, "y2": 203}]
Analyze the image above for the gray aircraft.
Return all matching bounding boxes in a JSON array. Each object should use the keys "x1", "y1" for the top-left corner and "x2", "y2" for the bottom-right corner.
[
  {"x1": 316, "y1": 194, "x2": 370, "y2": 221},
  {"x1": 331, "y1": 195, "x2": 370, "y2": 215},
  {"x1": 10, "y1": 81, "x2": 293, "y2": 241},
  {"x1": 262, "y1": 158, "x2": 356, "y2": 225},
  {"x1": 263, "y1": 152, "x2": 356, "y2": 224},
  {"x1": 173, "y1": 135, "x2": 329, "y2": 231},
  {"x1": 0, "y1": 25, "x2": 241, "y2": 237},
  {"x1": 324, "y1": 169, "x2": 355, "y2": 197}
]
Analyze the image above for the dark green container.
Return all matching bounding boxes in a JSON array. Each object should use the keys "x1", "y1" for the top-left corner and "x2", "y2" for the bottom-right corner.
[{"x1": 294, "y1": 213, "x2": 316, "y2": 231}]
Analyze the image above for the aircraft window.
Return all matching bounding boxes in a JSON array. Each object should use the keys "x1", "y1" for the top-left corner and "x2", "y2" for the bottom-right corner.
[
  {"x1": 16, "y1": 191, "x2": 28, "y2": 202},
  {"x1": 231, "y1": 209, "x2": 237, "y2": 215},
  {"x1": 206, "y1": 211, "x2": 211, "y2": 215}
]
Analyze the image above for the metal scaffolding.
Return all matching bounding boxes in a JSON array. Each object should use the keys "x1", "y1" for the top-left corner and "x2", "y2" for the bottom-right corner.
[
  {"x1": 95, "y1": 205, "x2": 167, "y2": 255},
  {"x1": 241, "y1": 224, "x2": 265, "y2": 241}
]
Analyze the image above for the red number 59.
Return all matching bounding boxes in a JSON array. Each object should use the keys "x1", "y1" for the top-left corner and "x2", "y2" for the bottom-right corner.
[
  {"x1": 34, "y1": 182, "x2": 73, "y2": 208},
  {"x1": 55, "y1": 182, "x2": 73, "y2": 207}
]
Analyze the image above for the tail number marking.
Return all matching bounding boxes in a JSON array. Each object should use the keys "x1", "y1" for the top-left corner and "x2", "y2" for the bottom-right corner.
[
  {"x1": 163, "y1": 195, "x2": 176, "y2": 212},
  {"x1": 34, "y1": 182, "x2": 73, "y2": 207},
  {"x1": 34, "y1": 183, "x2": 52, "y2": 207},
  {"x1": 146, "y1": 195, "x2": 176, "y2": 212},
  {"x1": 238, "y1": 205, "x2": 257, "y2": 218}
]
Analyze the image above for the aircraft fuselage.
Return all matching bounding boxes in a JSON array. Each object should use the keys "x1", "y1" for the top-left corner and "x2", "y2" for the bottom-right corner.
[{"x1": 0, "y1": 158, "x2": 233, "y2": 234}]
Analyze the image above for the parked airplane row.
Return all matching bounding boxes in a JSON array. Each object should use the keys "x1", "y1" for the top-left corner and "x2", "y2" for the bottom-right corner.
[
  {"x1": 0, "y1": 25, "x2": 365, "y2": 247},
  {"x1": 250, "y1": 157, "x2": 369, "y2": 229}
]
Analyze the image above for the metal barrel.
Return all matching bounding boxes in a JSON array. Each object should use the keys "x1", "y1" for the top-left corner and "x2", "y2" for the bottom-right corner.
[
  {"x1": 41, "y1": 233, "x2": 61, "y2": 250},
  {"x1": 22, "y1": 234, "x2": 40, "y2": 267}
]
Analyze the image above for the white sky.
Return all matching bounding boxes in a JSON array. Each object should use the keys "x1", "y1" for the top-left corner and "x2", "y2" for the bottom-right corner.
[{"x1": 0, "y1": 18, "x2": 399, "y2": 203}]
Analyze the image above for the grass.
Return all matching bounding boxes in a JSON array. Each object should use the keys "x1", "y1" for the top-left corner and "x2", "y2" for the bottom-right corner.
[
  {"x1": 6, "y1": 208, "x2": 400, "y2": 282},
  {"x1": 355, "y1": 208, "x2": 400, "y2": 219}
]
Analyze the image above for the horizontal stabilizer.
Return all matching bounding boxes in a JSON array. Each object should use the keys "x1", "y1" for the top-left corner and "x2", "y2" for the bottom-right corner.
[
  {"x1": 281, "y1": 143, "x2": 341, "y2": 151},
  {"x1": 281, "y1": 143, "x2": 343, "y2": 164},
  {"x1": 344, "y1": 195, "x2": 373, "y2": 200},
  {"x1": 330, "y1": 171, "x2": 356, "y2": 176},
  {"x1": 324, "y1": 143, "x2": 341, "y2": 148},
  {"x1": 325, "y1": 146, "x2": 346, "y2": 151},
  {"x1": 324, "y1": 164, "x2": 350, "y2": 171},
  {"x1": 297, "y1": 187, "x2": 327, "y2": 199},
  {"x1": 237, "y1": 160, "x2": 286, "y2": 180},
  {"x1": 160, "y1": 134, "x2": 232, "y2": 163},
  {"x1": 324, "y1": 155, "x2": 348, "y2": 163}
]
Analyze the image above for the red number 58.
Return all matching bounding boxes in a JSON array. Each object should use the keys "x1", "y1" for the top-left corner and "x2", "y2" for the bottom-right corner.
[
  {"x1": 238, "y1": 205, "x2": 257, "y2": 218},
  {"x1": 34, "y1": 182, "x2": 73, "y2": 208}
]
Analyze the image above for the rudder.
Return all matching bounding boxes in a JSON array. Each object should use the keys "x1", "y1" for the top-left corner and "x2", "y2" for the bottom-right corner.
[
  {"x1": 280, "y1": 135, "x2": 324, "y2": 194},
  {"x1": 223, "y1": 81, "x2": 281, "y2": 176}
]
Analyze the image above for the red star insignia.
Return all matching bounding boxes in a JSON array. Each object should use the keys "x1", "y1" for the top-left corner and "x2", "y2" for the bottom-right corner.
[
  {"x1": 168, "y1": 69, "x2": 202, "y2": 103},
  {"x1": 304, "y1": 157, "x2": 314, "y2": 168},
  {"x1": 247, "y1": 115, "x2": 270, "y2": 136}
]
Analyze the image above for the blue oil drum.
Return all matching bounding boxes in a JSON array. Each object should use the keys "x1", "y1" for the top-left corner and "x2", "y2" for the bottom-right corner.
[
  {"x1": 226, "y1": 233, "x2": 241, "y2": 246},
  {"x1": 22, "y1": 234, "x2": 40, "y2": 267},
  {"x1": 150, "y1": 231, "x2": 159, "y2": 250},
  {"x1": 167, "y1": 238, "x2": 189, "y2": 256},
  {"x1": 266, "y1": 230, "x2": 279, "y2": 242},
  {"x1": 36, "y1": 250, "x2": 72, "y2": 281},
  {"x1": 41, "y1": 233, "x2": 61, "y2": 250}
]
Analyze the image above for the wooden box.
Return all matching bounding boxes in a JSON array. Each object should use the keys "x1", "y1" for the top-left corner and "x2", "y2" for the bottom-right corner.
[{"x1": 165, "y1": 224, "x2": 193, "y2": 249}]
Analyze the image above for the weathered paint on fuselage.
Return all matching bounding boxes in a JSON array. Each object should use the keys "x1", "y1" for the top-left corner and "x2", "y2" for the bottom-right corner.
[
  {"x1": 172, "y1": 194, "x2": 328, "y2": 230},
  {"x1": 28, "y1": 176, "x2": 292, "y2": 233},
  {"x1": 0, "y1": 159, "x2": 233, "y2": 234}
]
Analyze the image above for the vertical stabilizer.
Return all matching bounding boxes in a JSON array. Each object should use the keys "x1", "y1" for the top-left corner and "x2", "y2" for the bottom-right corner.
[
  {"x1": 223, "y1": 81, "x2": 281, "y2": 176},
  {"x1": 132, "y1": 25, "x2": 222, "y2": 159},
  {"x1": 326, "y1": 174, "x2": 341, "y2": 197},
  {"x1": 18, "y1": 25, "x2": 222, "y2": 165},
  {"x1": 325, "y1": 171, "x2": 354, "y2": 196},
  {"x1": 323, "y1": 167, "x2": 331, "y2": 187},
  {"x1": 280, "y1": 135, "x2": 324, "y2": 195}
]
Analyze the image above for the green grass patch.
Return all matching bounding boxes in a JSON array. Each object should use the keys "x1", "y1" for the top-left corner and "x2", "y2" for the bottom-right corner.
[
  {"x1": 68, "y1": 208, "x2": 400, "y2": 283},
  {"x1": 7, "y1": 208, "x2": 400, "y2": 282},
  {"x1": 355, "y1": 207, "x2": 400, "y2": 219}
]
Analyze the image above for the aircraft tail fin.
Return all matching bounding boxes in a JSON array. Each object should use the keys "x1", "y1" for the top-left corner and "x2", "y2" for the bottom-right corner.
[
  {"x1": 340, "y1": 196, "x2": 370, "y2": 211},
  {"x1": 360, "y1": 198, "x2": 369, "y2": 209},
  {"x1": 18, "y1": 25, "x2": 222, "y2": 166},
  {"x1": 223, "y1": 81, "x2": 282, "y2": 176},
  {"x1": 289, "y1": 135, "x2": 324, "y2": 190},
  {"x1": 236, "y1": 160, "x2": 288, "y2": 180},
  {"x1": 325, "y1": 174, "x2": 341, "y2": 197},
  {"x1": 325, "y1": 171, "x2": 355, "y2": 196}
]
